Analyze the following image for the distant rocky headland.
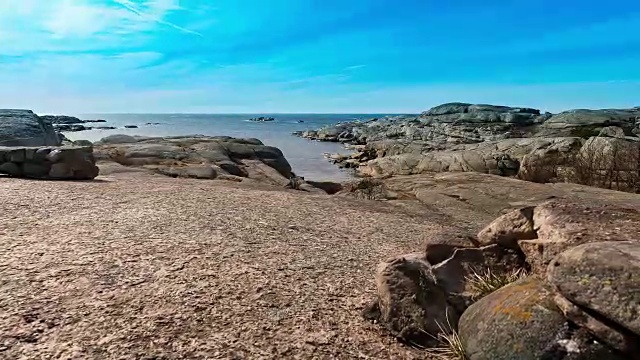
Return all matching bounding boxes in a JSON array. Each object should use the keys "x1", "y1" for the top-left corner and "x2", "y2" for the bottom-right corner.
[{"x1": 41, "y1": 114, "x2": 148, "y2": 132}]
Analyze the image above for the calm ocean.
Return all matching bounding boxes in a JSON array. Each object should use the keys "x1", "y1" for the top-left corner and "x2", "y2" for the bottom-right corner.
[{"x1": 63, "y1": 113, "x2": 399, "y2": 182}]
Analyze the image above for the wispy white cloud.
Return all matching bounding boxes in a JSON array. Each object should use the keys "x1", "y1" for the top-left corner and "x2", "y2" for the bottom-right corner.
[
  {"x1": 112, "y1": 0, "x2": 203, "y2": 37},
  {"x1": 344, "y1": 64, "x2": 366, "y2": 71},
  {"x1": 0, "y1": 0, "x2": 201, "y2": 54}
]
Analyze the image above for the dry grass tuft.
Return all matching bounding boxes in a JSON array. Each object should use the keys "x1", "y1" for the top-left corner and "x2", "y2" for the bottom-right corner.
[
  {"x1": 423, "y1": 312, "x2": 467, "y2": 360},
  {"x1": 466, "y1": 268, "x2": 528, "y2": 301}
]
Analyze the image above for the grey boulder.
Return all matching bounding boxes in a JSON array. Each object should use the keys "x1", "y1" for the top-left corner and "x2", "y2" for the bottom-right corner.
[
  {"x1": 0, "y1": 109, "x2": 61, "y2": 146},
  {"x1": 459, "y1": 277, "x2": 623, "y2": 360},
  {"x1": 547, "y1": 241, "x2": 640, "y2": 336}
]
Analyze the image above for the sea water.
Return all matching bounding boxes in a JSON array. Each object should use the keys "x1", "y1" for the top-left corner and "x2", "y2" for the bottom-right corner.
[{"x1": 63, "y1": 113, "x2": 397, "y2": 182}]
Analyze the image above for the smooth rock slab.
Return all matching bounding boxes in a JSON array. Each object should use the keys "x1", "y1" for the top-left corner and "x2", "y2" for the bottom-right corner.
[{"x1": 547, "y1": 241, "x2": 640, "y2": 336}]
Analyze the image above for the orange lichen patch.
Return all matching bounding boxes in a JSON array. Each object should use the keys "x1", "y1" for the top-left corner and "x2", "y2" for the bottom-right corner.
[
  {"x1": 489, "y1": 278, "x2": 550, "y2": 322},
  {"x1": 496, "y1": 305, "x2": 534, "y2": 322}
]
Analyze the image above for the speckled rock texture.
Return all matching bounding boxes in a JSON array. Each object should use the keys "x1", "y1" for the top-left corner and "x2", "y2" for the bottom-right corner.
[
  {"x1": 0, "y1": 109, "x2": 61, "y2": 146},
  {"x1": 0, "y1": 146, "x2": 98, "y2": 180},
  {"x1": 459, "y1": 277, "x2": 625, "y2": 360}
]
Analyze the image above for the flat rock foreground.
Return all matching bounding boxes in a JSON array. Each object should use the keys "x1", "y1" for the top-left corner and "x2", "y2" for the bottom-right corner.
[
  {"x1": 2, "y1": 164, "x2": 640, "y2": 359},
  {"x1": 0, "y1": 168, "x2": 441, "y2": 359}
]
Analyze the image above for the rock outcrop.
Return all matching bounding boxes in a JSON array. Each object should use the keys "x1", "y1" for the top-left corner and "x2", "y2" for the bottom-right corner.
[
  {"x1": 539, "y1": 108, "x2": 640, "y2": 137},
  {"x1": 0, "y1": 146, "x2": 99, "y2": 180},
  {"x1": 0, "y1": 109, "x2": 61, "y2": 146},
  {"x1": 365, "y1": 198, "x2": 640, "y2": 359},
  {"x1": 42, "y1": 114, "x2": 118, "y2": 133},
  {"x1": 294, "y1": 103, "x2": 640, "y2": 180},
  {"x1": 361, "y1": 137, "x2": 580, "y2": 177},
  {"x1": 93, "y1": 135, "x2": 297, "y2": 187},
  {"x1": 39, "y1": 115, "x2": 85, "y2": 125}
]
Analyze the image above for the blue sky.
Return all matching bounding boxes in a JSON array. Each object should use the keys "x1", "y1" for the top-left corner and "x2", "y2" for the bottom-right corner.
[{"x1": 0, "y1": 0, "x2": 639, "y2": 113}]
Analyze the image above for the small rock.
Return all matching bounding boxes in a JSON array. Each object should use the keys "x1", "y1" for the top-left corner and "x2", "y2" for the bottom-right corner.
[{"x1": 477, "y1": 206, "x2": 537, "y2": 248}]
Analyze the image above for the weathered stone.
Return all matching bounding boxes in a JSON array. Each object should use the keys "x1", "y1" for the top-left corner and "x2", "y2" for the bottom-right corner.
[
  {"x1": 8, "y1": 148, "x2": 26, "y2": 162},
  {"x1": 373, "y1": 253, "x2": 458, "y2": 346},
  {"x1": 599, "y1": 126, "x2": 626, "y2": 138},
  {"x1": 39, "y1": 115, "x2": 84, "y2": 125},
  {"x1": 155, "y1": 166, "x2": 218, "y2": 179},
  {"x1": 73, "y1": 140, "x2": 93, "y2": 147},
  {"x1": 93, "y1": 135, "x2": 293, "y2": 186},
  {"x1": 48, "y1": 162, "x2": 73, "y2": 178},
  {"x1": 22, "y1": 162, "x2": 51, "y2": 178},
  {"x1": 553, "y1": 293, "x2": 640, "y2": 355},
  {"x1": 547, "y1": 241, "x2": 640, "y2": 336},
  {"x1": 46, "y1": 149, "x2": 63, "y2": 162},
  {"x1": 543, "y1": 109, "x2": 638, "y2": 130},
  {"x1": 0, "y1": 162, "x2": 22, "y2": 176},
  {"x1": 459, "y1": 277, "x2": 621, "y2": 360},
  {"x1": 520, "y1": 200, "x2": 640, "y2": 275},
  {"x1": 0, "y1": 109, "x2": 60, "y2": 146},
  {"x1": 34, "y1": 148, "x2": 52, "y2": 161},
  {"x1": 432, "y1": 244, "x2": 526, "y2": 312},
  {"x1": 96, "y1": 134, "x2": 142, "y2": 144},
  {"x1": 305, "y1": 181, "x2": 343, "y2": 195},
  {"x1": 424, "y1": 232, "x2": 479, "y2": 265},
  {"x1": 360, "y1": 137, "x2": 580, "y2": 177},
  {"x1": 477, "y1": 207, "x2": 536, "y2": 248}
]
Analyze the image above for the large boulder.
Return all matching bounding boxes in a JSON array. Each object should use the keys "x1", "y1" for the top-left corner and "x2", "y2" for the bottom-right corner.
[
  {"x1": 520, "y1": 200, "x2": 640, "y2": 275},
  {"x1": 553, "y1": 292, "x2": 640, "y2": 356},
  {"x1": 94, "y1": 135, "x2": 294, "y2": 186},
  {"x1": 459, "y1": 277, "x2": 624, "y2": 360},
  {"x1": 0, "y1": 146, "x2": 99, "y2": 180},
  {"x1": 370, "y1": 253, "x2": 459, "y2": 347},
  {"x1": 361, "y1": 137, "x2": 580, "y2": 177},
  {"x1": 548, "y1": 241, "x2": 640, "y2": 337},
  {"x1": 0, "y1": 109, "x2": 61, "y2": 146}
]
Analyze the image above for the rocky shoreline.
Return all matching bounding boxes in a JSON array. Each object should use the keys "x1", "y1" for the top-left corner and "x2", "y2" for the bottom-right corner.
[
  {"x1": 2, "y1": 106, "x2": 640, "y2": 359},
  {"x1": 294, "y1": 102, "x2": 640, "y2": 182},
  {"x1": 42, "y1": 114, "x2": 146, "y2": 132}
]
